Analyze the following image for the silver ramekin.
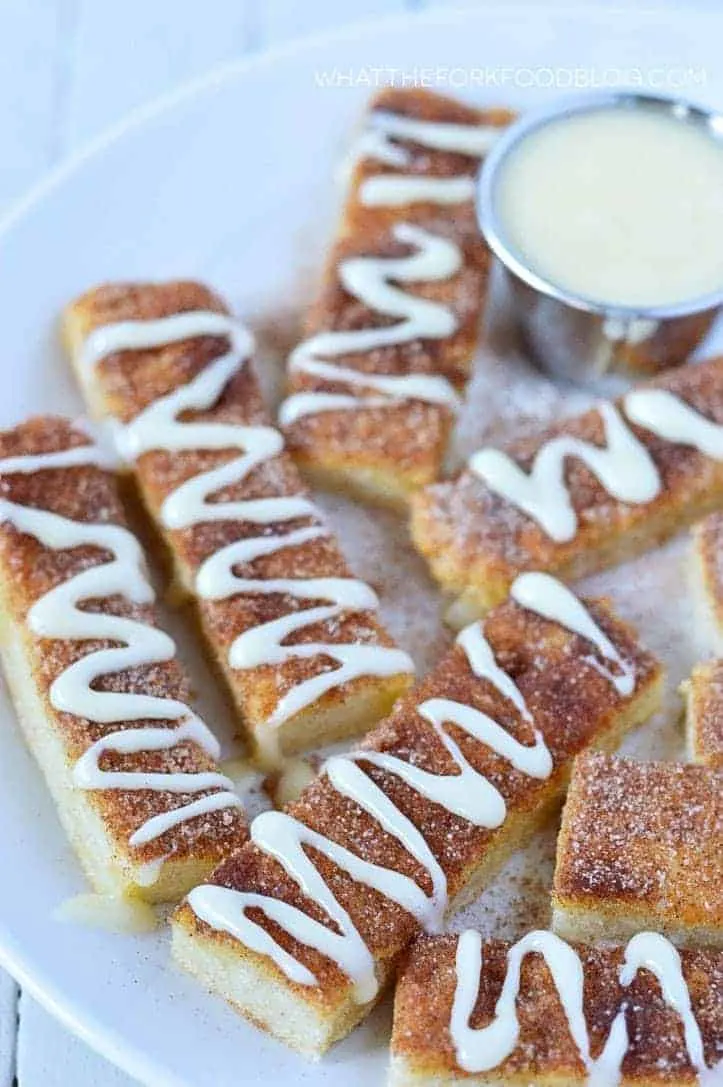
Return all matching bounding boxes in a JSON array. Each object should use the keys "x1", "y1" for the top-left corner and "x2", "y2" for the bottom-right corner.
[{"x1": 477, "y1": 92, "x2": 723, "y2": 384}]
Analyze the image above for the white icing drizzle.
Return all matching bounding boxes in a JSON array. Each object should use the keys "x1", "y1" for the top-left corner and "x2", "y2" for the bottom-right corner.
[
  {"x1": 450, "y1": 929, "x2": 712, "y2": 1085},
  {"x1": 511, "y1": 572, "x2": 635, "y2": 696},
  {"x1": 456, "y1": 622, "x2": 532, "y2": 723},
  {"x1": 79, "y1": 309, "x2": 239, "y2": 367},
  {"x1": 469, "y1": 401, "x2": 662, "y2": 543},
  {"x1": 346, "y1": 128, "x2": 409, "y2": 170},
  {"x1": 78, "y1": 311, "x2": 414, "y2": 743},
  {"x1": 128, "y1": 791, "x2": 242, "y2": 849},
  {"x1": 279, "y1": 223, "x2": 463, "y2": 426},
  {"x1": 73, "y1": 716, "x2": 225, "y2": 789},
  {"x1": 0, "y1": 444, "x2": 113, "y2": 475},
  {"x1": 0, "y1": 445, "x2": 241, "y2": 868},
  {"x1": 624, "y1": 387, "x2": 723, "y2": 460},
  {"x1": 469, "y1": 385, "x2": 723, "y2": 546},
  {"x1": 196, "y1": 530, "x2": 411, "y2": 730},
  {"x1": 359, "y1": 175, "x2": 476, "y2": 208},
  {"x1": 187, "y1": 577, "x2": 631, "y2": 1002},
  {"x1": 365, "y1": 110, "x2": 501, "y2": 160},
  {"x1": 281, "y1": 107, "x2": 501, "y2": 427}
]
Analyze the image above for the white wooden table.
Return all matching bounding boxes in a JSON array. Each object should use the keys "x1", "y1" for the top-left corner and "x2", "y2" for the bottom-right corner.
[{"x1": 0, "y1": 0, "x2": 710, "y2": 1082}]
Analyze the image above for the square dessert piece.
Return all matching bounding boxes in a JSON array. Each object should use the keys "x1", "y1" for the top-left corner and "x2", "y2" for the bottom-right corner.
[
  {"x1": 0, "y1": 417, "x2": 246, "y2": 901},
  {"x1": 390, "y1": 929, "x2": 723, "y2": 1086},
  {"x1": 172, "y1": 573, "x2": 662, "y2": 1057},
  {"x1": 63, "y1": 280, "x2": 414, "y2": 766},
  {"x1": 411, "y1": 356, "x2": 723, "y2": 619},
  {"x1": 279, "y1": 87, "x2": 515, "y2": 507},
  {"x1": 683, "y1": 660, "x2": 723, "y2": 767},
  {"x1": 552, "y1": 752, "x2": 723, "y2": 946}
]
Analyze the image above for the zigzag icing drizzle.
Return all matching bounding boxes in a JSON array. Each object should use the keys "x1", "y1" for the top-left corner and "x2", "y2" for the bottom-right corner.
[
  {"x1": 469, "y1": 388, "x2": 723, "y2": 543},
  {"x1": 354, "y1": 109, "x2": 500, "y2": 209},
  {"x1": 280, "y1": 107, "x2": 500, "y2": 427},
  {"x1": 0, "y1": 444, "x2": 241, "y2": 863},
  {"x1": 188, "y1": 573, "x2": 634, "y2": 1003},
  {"x1": 79, "y1": 312, "x2": 413, "y2": 754},
  {"x1": 451, "y1": 929, "x2": 719, "y2": 1085}
]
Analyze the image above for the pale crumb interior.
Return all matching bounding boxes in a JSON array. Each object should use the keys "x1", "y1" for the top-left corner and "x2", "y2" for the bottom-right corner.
[
  {"x1": 552, "y1": 904, "x2": 723, "y2": 950},
  {"x1": 171, "y1": 923, "x2": 384, "y2": 1059},
  {"x1": 296, "y1": 459, "x2": 416, "y2": 512}
]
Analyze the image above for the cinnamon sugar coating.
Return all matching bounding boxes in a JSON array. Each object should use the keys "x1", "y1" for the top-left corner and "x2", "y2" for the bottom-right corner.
[
  {"x1": 553, "y1": 752, "x2": 723, "y2": 941},
  {"x1": 412, "y1": 356, "x2": 723, "y2": 613},
  {"x1": 392, "y1": 933, "x2": 723, "y2": 1083},
  {"x1": 282, "y1": 87, "x2": 514, "y2": 503},
  {"x1": 0, "y1": 416, "x2": 246, "y2": 873},
  {"x1": 175, "y1": 594, "x2": 660, "y2": 1011},
  {"x1": 63, "y1": 280, "x2": 412, "y2": 761}
]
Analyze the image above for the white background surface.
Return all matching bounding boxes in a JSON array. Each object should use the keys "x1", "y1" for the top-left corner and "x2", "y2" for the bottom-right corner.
[{"x1": 0, "y1": 0, "x2": 718, "y2": 1083}]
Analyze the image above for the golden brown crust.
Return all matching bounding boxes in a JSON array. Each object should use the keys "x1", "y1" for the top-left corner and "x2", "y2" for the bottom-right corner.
[
  {"x1": 174, "y1": 592, "x2": 661, "y2": 1022},
  {"x1": 684, "y1": 659, "x2": 723, "y2": 767},
  {"x1": 692, "y1": 512, "x2": 723, "y2": 650},
  {"x1": 63, "y1": 281, "x2": 412, "y2": 762},
  {"x1": 412, "y1": 356, "x2": 723, "y2": 613},
  {"x1": 392, "y1": 932, "x2": 723, "y2": 1083},
  {"x1": 282, "y1": 88, "x2": 515, "y2": 504},
  {"x1": 552, "y1": 752, "x2": 723, "y2": 941},
  {"x1": 0, "y1": 416, "x2": 247, "y2": 888}
]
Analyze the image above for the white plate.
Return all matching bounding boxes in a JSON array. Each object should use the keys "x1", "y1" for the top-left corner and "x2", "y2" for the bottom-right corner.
[{"x1": 2, "y1": 7, "x2": 723, "y2": 1086}]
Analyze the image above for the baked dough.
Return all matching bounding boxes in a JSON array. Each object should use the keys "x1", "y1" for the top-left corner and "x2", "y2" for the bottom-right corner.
[
  {"x1": 552, "y1": 752, "x2": 723, "y2": 947},
  {"x1": 390, "y1": 929, "x2": 723, "y2": 1085},
  {"x1": 280, "y1": 87, "x2": 514, "y2": 507},
  {"x1": 63, "y1": 280, "x2": 414, "y2": 766},
  {"x1": 412, "y1": 356, "x2": 723, "y2": 620},
  {"x1": 172, "y1": 576, "x2": 661, "y2": 1056},
  {"x1": 0, "y1": 416, "x2": 246, "y2": 902}
]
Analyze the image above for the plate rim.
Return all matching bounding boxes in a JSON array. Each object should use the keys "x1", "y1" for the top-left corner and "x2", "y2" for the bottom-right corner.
[
  {"x1": 0, "y1": 4, "x2": 720, "y2": 1082},
  {"x1": 0, "y1": 929, "x2": 185, "y2": 1087},
  {"x1": 0, "y1": 2, "x2": 647, "y2": 241}
]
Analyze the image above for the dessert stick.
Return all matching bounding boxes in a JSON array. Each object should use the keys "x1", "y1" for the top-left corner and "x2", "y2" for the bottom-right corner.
[
  {"x1": 390, "y1": 929, "x2": 723, "y2": 1085},
  {"x1": 552, "y1": 752, "x2": 723, "y2": 947},
  {"x1": 279, "y1": 87, "x2": 514, "y2": 506},
  {"x1": 172, "y1": 572, "x2": 662, "y2": 1057},
  {"x1": 63, "y1": 281, "x2": 414, "y2": 766},
  {"x1": 411, "y1": 355, "x2": 723, "y2": 620},
  {"x1": 0, "y1": 417, "x2": 246, "y2": 901}
]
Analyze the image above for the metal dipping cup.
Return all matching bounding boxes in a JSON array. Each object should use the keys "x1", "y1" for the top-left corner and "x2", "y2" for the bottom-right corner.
[{"x1": 477, "y1": 92, "x2": 723, "y2": 384}]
